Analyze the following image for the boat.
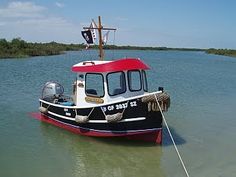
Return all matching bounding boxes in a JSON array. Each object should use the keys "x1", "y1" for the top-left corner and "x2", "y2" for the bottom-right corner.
[{"x1": 36, "y1": 16, "x2": 170, "y2": 144}]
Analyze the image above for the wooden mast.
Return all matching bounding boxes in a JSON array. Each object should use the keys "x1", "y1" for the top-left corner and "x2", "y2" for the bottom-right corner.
[
  {"x1": 83, "y1": 16, "x2": 116, "y2": 61},
  {"x1": 98, "y1": 16, "x2": 104, "y2": 60}
]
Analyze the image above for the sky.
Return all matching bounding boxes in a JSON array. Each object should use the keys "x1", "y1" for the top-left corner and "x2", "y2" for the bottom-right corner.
[{"x1": 0, "y1": 0, "x2": 235, "y2": 49}]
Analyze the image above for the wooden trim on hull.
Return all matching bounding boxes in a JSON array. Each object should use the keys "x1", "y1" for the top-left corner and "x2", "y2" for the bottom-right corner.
[
  {"x1": 30, "y1": 112, "x2": 162, "y2": 144},
  {"x1": 39, "y1": 90, "x2": 163, "y2": 109}
]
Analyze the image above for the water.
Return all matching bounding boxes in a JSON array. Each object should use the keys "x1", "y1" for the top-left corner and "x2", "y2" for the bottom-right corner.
[{"x1": 0, "y1": 50, "x2": 236, "y2": 177}]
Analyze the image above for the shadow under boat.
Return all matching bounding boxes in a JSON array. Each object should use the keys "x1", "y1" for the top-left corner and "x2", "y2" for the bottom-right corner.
[{"x1": 162, "y1": 126, "x2": 186, "y2": 147}]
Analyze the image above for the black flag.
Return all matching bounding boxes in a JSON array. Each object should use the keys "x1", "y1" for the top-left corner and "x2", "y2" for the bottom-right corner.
[{"x1": 81, "y1": 30, "x2": 94, "y2": 44}]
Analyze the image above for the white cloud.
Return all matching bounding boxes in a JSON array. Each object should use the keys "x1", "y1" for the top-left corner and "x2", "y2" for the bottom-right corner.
[
  {"x1": 55, "y1": 2, "x2": 64, "y2": 8},
  {"x1": 0, "y1": 1, "x2": 46, "y2": 18},
  {"x1": 0, "y1": 18, "x2": 81, "y2": 43},
  {"x1": 0, "y1": 1, "x2": 82, "y2": 43}
]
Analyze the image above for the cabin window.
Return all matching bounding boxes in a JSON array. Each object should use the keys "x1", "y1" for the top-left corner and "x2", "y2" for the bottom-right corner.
[
  {"x1": 107, "y1": 72, "x2": 126, "y2": 96},
  {"x1": 85, "y1": 73, "x2": 104, "y2": 97},
  {"x1": 142, "y1": 70, "x2": 148, "y2": 92},
  {"x1": 128, "y1": 70, "x2": 142, "y2": 91}
]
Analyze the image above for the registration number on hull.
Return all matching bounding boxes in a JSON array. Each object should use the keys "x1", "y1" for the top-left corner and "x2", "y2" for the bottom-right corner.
[{"x1": 102, "y1": 101, "x2": 137, "y2": 112}]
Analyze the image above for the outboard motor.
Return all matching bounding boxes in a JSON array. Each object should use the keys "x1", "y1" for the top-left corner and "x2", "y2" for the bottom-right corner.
[{"x1": 41, "y1": 82, "x2": 64, "y2": 102}]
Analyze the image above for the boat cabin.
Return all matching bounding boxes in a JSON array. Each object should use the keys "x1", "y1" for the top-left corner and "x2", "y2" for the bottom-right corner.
[{"x1": 71, "y1": 58, "x2": 150, "y2": 107}]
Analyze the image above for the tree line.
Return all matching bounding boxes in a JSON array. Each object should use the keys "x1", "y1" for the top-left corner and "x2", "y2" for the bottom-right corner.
[
  {"x1": 0, "y1": 38, "x2": 235, "y2": 59},
  {"x1": 103, "y1": 45, "x2": 205, "y2": 51},
  {"x1": 206, "y1": 48, "x2": 236, "y2": 57},
  {"x1": 0, "y1": 38, "x2": 84, "y2": 59}
]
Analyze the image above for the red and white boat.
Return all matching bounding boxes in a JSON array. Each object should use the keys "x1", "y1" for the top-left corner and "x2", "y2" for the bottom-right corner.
[{"x1": 36, "y1": 17, "x2": 170, "y2": 144}]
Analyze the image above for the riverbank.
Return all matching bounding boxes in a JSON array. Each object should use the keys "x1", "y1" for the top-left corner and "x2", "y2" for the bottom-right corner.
[
  {"x1": 206, "y1": 48, "x2": 236, "y2": 57},
  {"x1": 1, "y1": 38, "x2": 236, "y2": 59},
  {"x1": 0, "y1": 38, "x2": 83, "y2": 59}
]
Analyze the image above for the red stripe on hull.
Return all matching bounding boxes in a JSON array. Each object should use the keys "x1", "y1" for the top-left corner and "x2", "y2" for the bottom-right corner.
[
  {"x1": 30, "y1": 112, "x2": 162, "y2": 144},
  {"x1": 126, "y1": 129, "x2": 162, "y2": 144}
]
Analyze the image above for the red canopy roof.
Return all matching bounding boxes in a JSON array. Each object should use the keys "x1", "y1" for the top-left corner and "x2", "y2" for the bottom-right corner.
[{"x1": 71, "y1": 58, "x2": 150, "y2": 73}]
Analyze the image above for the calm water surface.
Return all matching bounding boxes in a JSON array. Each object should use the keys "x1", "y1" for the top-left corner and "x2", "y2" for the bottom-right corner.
[{"x1": 0, "y1": 50, "x2": 236, "y2": 177}]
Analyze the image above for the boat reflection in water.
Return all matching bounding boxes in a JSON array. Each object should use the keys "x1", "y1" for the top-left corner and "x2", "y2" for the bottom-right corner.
[{"x1": 38, "y1": 121, "x2": 166, "y2": 177}]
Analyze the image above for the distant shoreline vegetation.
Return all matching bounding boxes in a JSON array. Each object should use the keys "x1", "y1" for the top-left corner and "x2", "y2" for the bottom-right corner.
[
  {"x1": 0, "y1": 38, "x2": 236, "y2": 59},
  {"x1": 206, "y1": 48, "x2": 236, "y2": 57},
  {"x1": 0, "y1": 38, "x2": 84, "y2": 59},
  {"x1": 103, "y1": 45, "x2": 204, "y2": 51}
]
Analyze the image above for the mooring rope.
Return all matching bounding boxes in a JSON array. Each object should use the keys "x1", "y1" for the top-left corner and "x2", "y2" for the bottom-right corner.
[{"x1": 154, "y1": 94, "x2": 190, "y2": 177}]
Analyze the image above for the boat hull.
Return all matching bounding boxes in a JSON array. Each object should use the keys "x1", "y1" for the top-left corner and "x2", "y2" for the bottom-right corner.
[{"x1": 36, "y1": 97, "x2": 163, "y2": 144}]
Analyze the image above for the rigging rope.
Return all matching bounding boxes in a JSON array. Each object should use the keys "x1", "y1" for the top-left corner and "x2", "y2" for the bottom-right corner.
[
  {"x1": 112, "y1": 30, "x2": 116, "y2": 60},
  {"x1": 154, "y1": 94, "x2": 190, "y2": 177}
]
